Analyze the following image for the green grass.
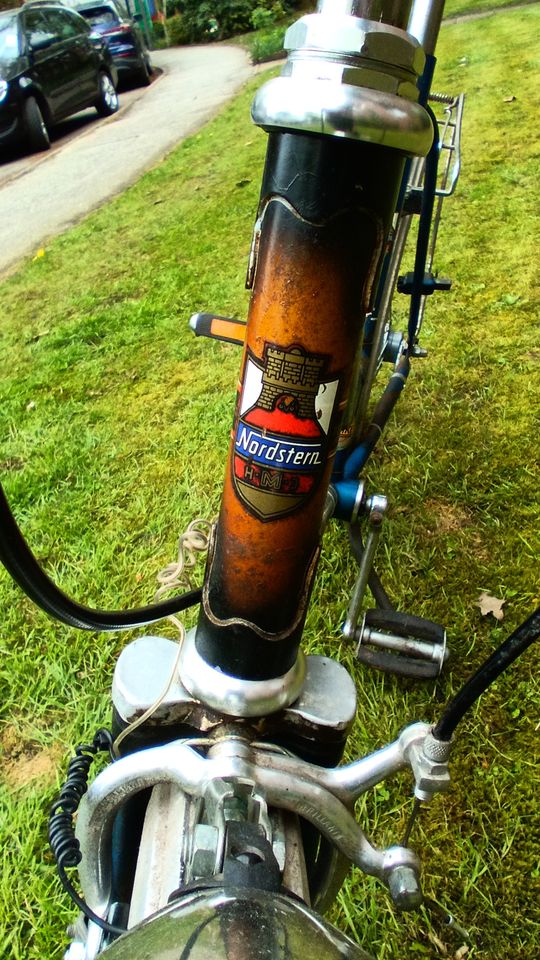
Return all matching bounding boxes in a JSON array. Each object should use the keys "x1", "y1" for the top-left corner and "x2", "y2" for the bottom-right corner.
[
  {"x1": 444, "y1": 0, "x2": 535, "y2": 17},
  {"x1": 1, "y1": 5, "x2": 539, "y2": 959},
  {"x1": 236, "y1": 1, "x2": 539, "y2": 62}
]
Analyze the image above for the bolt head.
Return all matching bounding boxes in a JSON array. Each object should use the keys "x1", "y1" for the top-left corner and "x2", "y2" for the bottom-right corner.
[
  {"x1": 388, "y1": 865, "x2": 423, "y2": 911},
  {"x1": 285, "y1": 14, "x2": 424, "y2": 77}
]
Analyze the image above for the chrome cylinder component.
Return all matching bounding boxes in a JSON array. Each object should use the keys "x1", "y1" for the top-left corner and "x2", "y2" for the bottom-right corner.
[
  {"x1": 317, "y1": 0, "x2": 414, "y2": 29},
  {"x1": 407, "y1": 0, "x2": 445, "y2": 55},
  {"x1": 179, "y1": 627, "x2": 306, "y2": 717},
  {"x1": 252, "y1": 7, "x2": 433, "y2": 156},
  {"x1": 343, "y1": 494, "x2": 388, "y2": 639},
  {"x1": 360, "y1": 626, "x2": 449, "y2": 668}
]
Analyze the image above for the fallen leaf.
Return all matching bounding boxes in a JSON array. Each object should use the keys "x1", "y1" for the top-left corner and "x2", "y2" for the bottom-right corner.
[
  {"x1": 476, "y1": 591, "x2": 505, "y2": 620},
  {"x1": 503, "y1": 95, "x2": 516, "y2": 102},
  {"x1": 26, "y1": 400, "x2": 36, "y2": 411},
  {"x1": 455, "y1": 947, "x2": 469, "y2": 959}
]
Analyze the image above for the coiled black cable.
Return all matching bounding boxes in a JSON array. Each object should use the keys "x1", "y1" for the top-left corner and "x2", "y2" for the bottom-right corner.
[
  {"x1": 0, "y1": 483, "x2": 201, "y2": 631},
  {"x1": 48, "y1": 728, "x2": 127, "y2": 937},
  {"x1": 433, "y1": 605, "x2": 540, "y2": 742}
]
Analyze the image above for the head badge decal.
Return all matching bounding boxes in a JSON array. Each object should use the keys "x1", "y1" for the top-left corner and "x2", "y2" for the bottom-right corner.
[{"x1": 233, "y1": 343, "x2": 338, "y2": 521}]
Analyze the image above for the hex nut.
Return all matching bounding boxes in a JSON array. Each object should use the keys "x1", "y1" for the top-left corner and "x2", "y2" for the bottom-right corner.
[
  {"x1": 388, "y1": 865, "x2": 423, "y2": 911},
  {"x1": 191, "y1": 824, "x2": 219, "y2": 878},
  {"x1": 285, "y1": 14, "x2": 424, "y2": 77}
]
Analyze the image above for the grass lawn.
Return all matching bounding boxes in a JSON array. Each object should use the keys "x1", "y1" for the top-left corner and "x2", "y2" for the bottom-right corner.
[
  {"x1": 0, "y1": 5, "x2": 539, "y2": 959},
  {"x1": 238, "y1": 0, "x2": 538, "y2": 62}
]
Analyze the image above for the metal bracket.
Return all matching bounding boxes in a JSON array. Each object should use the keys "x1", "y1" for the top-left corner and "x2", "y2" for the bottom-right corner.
[{"x1": 343, "y1": 493, "x2": 387, "y2": 640}]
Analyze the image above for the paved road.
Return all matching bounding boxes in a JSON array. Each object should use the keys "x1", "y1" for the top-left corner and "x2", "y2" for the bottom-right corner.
[{"x1": 0, "y1": 45, "x2": 254, "y2": 278}]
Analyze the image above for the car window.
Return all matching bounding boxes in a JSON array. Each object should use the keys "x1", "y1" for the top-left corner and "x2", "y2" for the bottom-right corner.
[
  {"x1": 78, "y1": 6, "x2": 120, "y2": 29},
  {"x1": 0, "y1": 14, "x2": 21, "y2": 64},
  {"x1": 23, "y1": 9, "x2": 57, "y2": 50},
  {"x1": 47, "y1": 9, "x2": 89, "y2": 40}
]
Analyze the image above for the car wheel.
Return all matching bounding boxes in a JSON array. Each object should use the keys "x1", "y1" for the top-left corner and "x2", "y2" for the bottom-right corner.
[
  {"x1": 95, "y1": 71, "x2": 119, "y2": 117},
  {"x1": 23, "y1": 97, "x2": 50, "y2": 153},
  {"x1": 134, "y1": 57, "x2": 152, "y2": 88}
]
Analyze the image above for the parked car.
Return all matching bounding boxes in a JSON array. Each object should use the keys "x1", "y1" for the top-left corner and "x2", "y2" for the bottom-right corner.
[
  {"x1": 74, "y1": 1, "x2": 152, "y2": 87},
  {"x1": 0, "y1": 3, "x2": 119, "y2": 153}
]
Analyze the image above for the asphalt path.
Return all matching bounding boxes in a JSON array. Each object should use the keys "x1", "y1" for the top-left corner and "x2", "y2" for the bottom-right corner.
[{"x1": 0, "y1": 45, "x2": 254, "y2": 278}]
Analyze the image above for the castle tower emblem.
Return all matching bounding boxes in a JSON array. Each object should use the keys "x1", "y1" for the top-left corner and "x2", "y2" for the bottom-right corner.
[{"x1": 233, "y1": 342, "x2": 339, "y2": 521}]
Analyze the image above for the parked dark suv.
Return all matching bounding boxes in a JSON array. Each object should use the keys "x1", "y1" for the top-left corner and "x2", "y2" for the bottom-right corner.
[
  {"x1": 0, "y1": 3, "x2": 119, "y2": 153},
  {"x1": 75, "y1": 1, "x2": 153, "y2": 87}
]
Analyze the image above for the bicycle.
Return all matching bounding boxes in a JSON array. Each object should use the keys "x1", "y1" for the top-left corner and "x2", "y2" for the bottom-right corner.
[{"x1": 0, "y1": 1, "x2": 538, "y2": 958}]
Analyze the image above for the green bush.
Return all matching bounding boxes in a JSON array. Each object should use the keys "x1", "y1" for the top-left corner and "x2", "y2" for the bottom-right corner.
[
  {"x1": 151, "y1": 19, "x2": 166, "y2": 42},
  {"x1": 169, "y1": 0, "x2": 298, "y2": 43},
  {"x1": 249, "y1": 24, "x2": 287, "y2": 62},
  {"x1": 166, "y1": 13, "x2": 189, "y2": 45},
  {"x1": 251, "y1": 2, "x2": 287, "y2": 30},
  {"x1": 179, "y1": 1, "x2": 253, "y2": 42}
]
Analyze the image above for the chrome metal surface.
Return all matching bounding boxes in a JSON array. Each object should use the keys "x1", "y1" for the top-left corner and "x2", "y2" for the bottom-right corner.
[
  {"x1": 407, "y1": 0, "x2": 445, "y2": 55},
  {"x1": 429, "y1": 92, "x2": 465, "y2": 201},
  {"x1": 179, "y1": 628, "x2": 306, "y2": 717},
  {"x1": 317, "y1": 0, "x2": 414, "y2": 31},
  {"x1": 254, "y1": 721, "x2": 430, "y2": 803},
  {"x1": 113, "y1": 636, "x2": 355, "y2": 739},
  {"x1": 387, "y1": 864, "x2": 423, "y2": 910},
  {"x1": 406, "y1": 729, "x2": 451, "y2": 801},
  {"x1": 112, "y1": 635, "x2": 197, "y2": 724},
  {"x1": 128, "y1": 783, "x2": 199, "y2": 928},
  {"x1": 252, "y1": 3, "x2": 433, "y2": 154},
  {"x1": 343, "y1": 494, "x2": 388, "y2": 639},
  {"x1": 102, "y1": 887, "x2": 374, "y2": 960},
  {"x1": 252, "y1": 77, "x2": 432, "y2": 154},
  {"x1": 359, "y1": 625, "x2": 449, "y2": 669},
  {"x1": 284, "y1": 15, "x2": 425, "y2": 80},
  {"x1": 76, "y1": 727, "x2": 429, "y2": 920},
  {"x1": 283, "y1": 654, "x2": 357, "y2": 734},
  {"x1": 323, "y1": 485, "x2": 338, "y2": 527}
]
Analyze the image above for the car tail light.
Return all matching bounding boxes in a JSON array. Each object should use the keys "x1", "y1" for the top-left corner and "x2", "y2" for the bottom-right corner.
[{"x1": 102, "y1": 24, "x2": 132, "y2": 36}]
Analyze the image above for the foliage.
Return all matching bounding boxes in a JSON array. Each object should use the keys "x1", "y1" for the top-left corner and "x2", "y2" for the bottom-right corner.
[
  {"x1": 251, "y1": 1, "x2": 287, "y2": 30},
  {"x1": 165, "y1": 13, "x2": 189, "y2": 46},
  {"x1": 175, "y1": 0, "x2": 256, "y2": 42},
  {"x1": 248, "y1": 23, "x2": 287, "y2": 61},
  {"x1": 164, "y1": 0, "x2": 296, "y2": 43}
]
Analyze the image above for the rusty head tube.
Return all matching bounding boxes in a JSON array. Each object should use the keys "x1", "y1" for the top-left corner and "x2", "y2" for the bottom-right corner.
[{"x1": 193, "y1": 2, "x2": 433, "y2": 695}]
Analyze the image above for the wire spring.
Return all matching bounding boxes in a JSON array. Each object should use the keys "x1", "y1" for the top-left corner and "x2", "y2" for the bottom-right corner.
[
  {"x1": 155, "y1": 519, "x2": 212, "y2": 600},
  {"x1": 48, "y1": 729, "x2": 114, "y2": 870},
  {"x1": 429, "y1": 91, "x2": 456, "y2": 105}
]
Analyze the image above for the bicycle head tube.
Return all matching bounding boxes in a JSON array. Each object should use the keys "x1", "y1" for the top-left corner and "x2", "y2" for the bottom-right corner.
[{"x1": 191, "y1": 0, "x2": 434, "y2": 713}]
